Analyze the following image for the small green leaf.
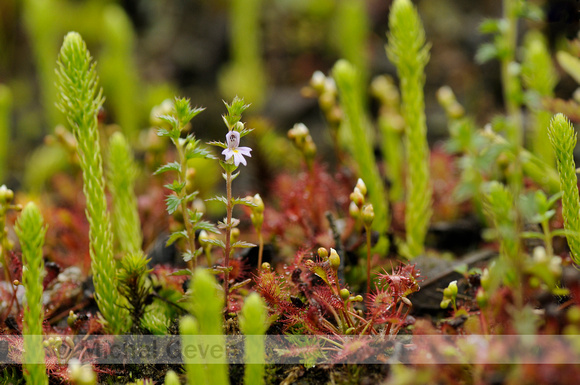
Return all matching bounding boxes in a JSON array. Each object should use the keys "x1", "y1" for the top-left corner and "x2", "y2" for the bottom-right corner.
[
  {"x1": 206, "y1": 196, "x2": 228, "y2": 205},
  {"x1": 166, "y1": 230, "x2": 188, "y2": 246},
  {"x1": 157, "y1": 128, "x2": 171, "y2": 137},
  {"x1": 157, "y1": 115, "x2": 179, "y2": 131},
  {"x1": 475, "y1": 43, "x2": 498, "y2": 64},
  {"x1": 208, "y1": 140, "x2": 227, "y2": 149},
  {"x1": 170, "y1": 269, "x2": 193, "y2": 276},
  {"x1": 231, "y1": 241, "x2": 256, "y2": 249},
  {"x1": 164, "y1": 181, "x2": 186, "y2": 194},
  {"x1": 204, "y1": 238, "x2": 226, "y2": 249},
  {"x1": 232, "y1": 197, "x2": 257, "y2": 207},
  {"x1": 154, "y1": 161, "x2": 181, "y2": 175},
  {"x1": 479, "y1": 19, "x2": 501, "y2": 34},
  {"x1": 194, "y1": 220, "x2": 220, "y2": 234},
  {"x1": 165, "y1": 194, "x2": 182, "y2": 215},
  {"x1": 186, "y1": 146, "x2": 217, "y2": 160}
]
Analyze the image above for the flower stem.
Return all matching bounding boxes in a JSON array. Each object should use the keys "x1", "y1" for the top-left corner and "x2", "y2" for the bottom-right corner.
[
  {"x1": 365, "y1": 224, "x2": 372, "y2": 295},
  {"x1": 257, "y1": 231, "x2": 264, "y2": 268},
  {"x1": 224, "y1": 169, "x2": 233, "y2": 310},
  {"x1": 176, "y1": 140, "x2": 197, "y2": 270}
]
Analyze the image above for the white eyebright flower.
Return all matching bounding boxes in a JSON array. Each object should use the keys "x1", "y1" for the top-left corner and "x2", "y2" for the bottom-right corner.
[{"x1": 222, "y1": 130, "x2": 252, "y2": 166}]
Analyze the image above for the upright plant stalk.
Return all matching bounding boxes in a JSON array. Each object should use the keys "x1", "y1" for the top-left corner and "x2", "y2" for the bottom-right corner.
[
  {"x1": 209, "y1": 97, "x2": 256, "y2": 309},
  {"x1": 483, "y1": 181, "x2": 523, "y2": 309},
  {"x1": 371, "y1": 76, "x2": 405, "y2": 202},
  {"x1": 500, "y1": 0, "x2": 523, "y2": 149},
  {"x1": 188, "y1": 268, "x2": 229, "y2": 385},
  {"x1": 219, "y1": 0, "x2": 266, "y2": 107},
  {"x1": 107, "y1": 131, "x2": 143, "y2": 255},
  {"x1": 22, "y1": 0, "x2": 61, "y2": 128},
  {"x1": 0, "y1": 85, "x2": 11, "y2": 184},
  {"x1": 333, "y1": 60, "x2": 389, "y2": 247},
  {"x1": 522, "y1": 31, "x2": 558, "y2": 166},
  {"x1": 386, "y1": 0, "x2": 432, "y2": 258},
  {"x1": 56, "y1": 32, "x2": 126, "y2": 333},
  {"x1": 15, "y1": 202, "x2": 48, "y2": 385},
  {"x1": 155, "y1": 98, "x2": 217, "y2": 271},
  {"x1": 101, "y1": 4, "x2": 139, "y2": 141},
  {"x1": 333, "y1": 0, "x2": 370, "y2": 94},
  {"x1": 0, "y1": 186, "x2": 20, "y2": 318},
  {"x1": 547, "y1": 114, "x2": 580, "y2": 265},
  {"x1": 240, "y1": 293, "x2": 268, "y2": 385}
]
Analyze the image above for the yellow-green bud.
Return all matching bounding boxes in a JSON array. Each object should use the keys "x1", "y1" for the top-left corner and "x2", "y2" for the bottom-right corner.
[
  {"x1": 0, "y1": 185, "x2": 14, "y2": 203},
  {"x1": 317, "y1": 247, "x2": 328, "y2": 259},
  {"x1": 353, "y1": 295, "x2": 363, "y2": 302},
  {"x1": 261, "y1": 262, "x2": 271, "y2": 271},
  {"x1": 234, "y1": 121, "x2": 245, "y2": 131},
  {"x1": 164, "y1": 370, "x2": 180, "y2": 385},
  {"x1": 310, "y1": 71, "x2": 326, "y2": 92},
  {"x1": 65, "y1": 336, "x2": 75, "y2": 349},
  {"x1": 68, "y1": 359, "x2": 97, "y2": 385},
  {"x1": 340, "y1": 288, "x2": 350, "y2": 301},
  {"x1": 362, "y1": 204, "x2": 375, "y2": 227},
  {"x1": 199, "y1": 230, "x2": 210, "y2": 247},
  {"x1": 350, "y1": 187, "x2": 365, "y2": 208},
  {"x1": 448, "y1": 280, "x2": 458, "y2": 297},
  {"x1": 476, "y1": 289, "x2": 487, "y2": 308},
  {"x1": 355, "y1": 178, "x2": 367, "y2": 196},
  {"x1": 230, "y1": 228, "x2": 240, "y2": 243},
  {"x1": 329, "y1": 248, "x2": 340, "y2": 270},
  {"x1": 303, "y1": 137, "x2": 317, "y2": 160},
  {"x1": 349, "y1": 201, "x2": 360, "y2": 219},
  {"x1": 252, "y1": 193, "x2": 264, "y2": 213},
  {"x1": 288, "y1": 123, "x2": 309, "y2": 142},
  {"x1": 440, "y1": 299, "x2": 451, "y2": 309},
  {"x1": 443, "y1": 287, "x2": 452, "y2": 298},
  {"x1": 150, "y1": 99, "x2": 174, "y2": 126}
]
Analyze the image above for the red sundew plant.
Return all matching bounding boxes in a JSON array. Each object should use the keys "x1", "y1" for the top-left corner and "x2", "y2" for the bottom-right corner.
[{"x1": 254, "y1": 248, "x2": 422, "y2": 338}]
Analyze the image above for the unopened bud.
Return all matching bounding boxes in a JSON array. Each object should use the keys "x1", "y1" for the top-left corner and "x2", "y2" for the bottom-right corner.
[
  {"x1": 349, "y1": 201, "x2": 360, "y2": 219},
  {"x1": 199, "y1": 230, "x2": 210, "y2": 247},
  {"x1": 340, "y1": 288, "x2": 350, "y2": 301},
  {"x1": 355, "y1": 178, "x2": 367, "y2": 196},
  {"x1": 350, "y1": 188, "x2": 364, "y2": 208},
  {"x1": 303, "y1": 137, "x2": 317, "y2": 160},
  {"x1": 353, "y1": 295, "x2": 363, "y2": 302},
  {"x1": 230, "y1": 228, "x2": 240, "y2": 243},
  {"x1": 288, "y1": 123, "x2": 309, "y2": 141},
  {"x1": 362, "y1": 204, "x2": 375, "y2": 227},
  {"x1": 329, "y1": 248, "x2": 340, "y2": 270},
  {"x1": 448, "y1": 280, "x2": 458, "y2": 297},
  {"x1": 252, "y1": 194, "x2": 264, "y2": 213},
  {"x1": 476, "y1": 289, "x2": 487, "y2": 308},
  {"x1": 317, "y1": 247, "x2": 328, "y2": 259},
  {"x1": 310, "y1": 71, "x2": 326, "y2": 92},
  {"x1": 443, "y1": 287, "x2": 452, "y2": 298},
  {"x1": 0, "y1": 185, "x2": 14, "y2": 203},
  {"x1": 234, "y1": 121, "x2": 245, "y2": 131},
  {"x1": 261, "y1": 262, "x2": 271, "y2": 271}
]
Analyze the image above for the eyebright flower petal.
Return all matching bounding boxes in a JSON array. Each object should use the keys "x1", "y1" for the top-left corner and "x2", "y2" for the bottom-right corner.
[{"x1": 222, "y1": 131, "x2": 252, "y2": 166}]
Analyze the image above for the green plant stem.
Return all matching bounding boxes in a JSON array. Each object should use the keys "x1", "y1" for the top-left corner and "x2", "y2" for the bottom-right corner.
[
  {"x1": 224, "y1": 168, "x2": 233, "y2": 309},
  {"x1": 0, "y1": 202, "x2": 20, "y2": 318},
  {"x1": 257, "y1": 231, "x2": 264, "y2": 268},
  {"x1": 365, "y1": 225, "x2": 372, "y2": 295},
  {"x1": 176, "y1": 140, "x2": 197, "y2": 270}
]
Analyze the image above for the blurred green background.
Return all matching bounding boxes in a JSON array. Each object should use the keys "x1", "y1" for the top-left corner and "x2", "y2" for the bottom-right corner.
[{"x1": 0, "y1": 0, "x2": 578, "y2": 188}]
